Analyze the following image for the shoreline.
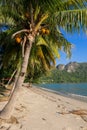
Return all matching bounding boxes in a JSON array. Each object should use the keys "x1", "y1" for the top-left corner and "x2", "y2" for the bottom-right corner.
[
  {"x1": 0, "y1": 84, "x2": 87, "y2": 130},
  {"x1": 32, "y1": 84, "x2": 87, "y2": 103}
]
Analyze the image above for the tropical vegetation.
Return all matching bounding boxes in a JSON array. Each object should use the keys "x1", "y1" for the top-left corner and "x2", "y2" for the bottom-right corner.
[
  {"x1": 0, "y1": 0, "x2": 87, "y2": 119},
  {"x1": 35, "y1": 62, "x2": 87, "y2": 83}
]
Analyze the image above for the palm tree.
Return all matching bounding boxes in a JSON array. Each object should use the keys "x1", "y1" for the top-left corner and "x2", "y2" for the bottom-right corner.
[{"x1": 0, "y1": 0, "x2": 87, "y2": 119}]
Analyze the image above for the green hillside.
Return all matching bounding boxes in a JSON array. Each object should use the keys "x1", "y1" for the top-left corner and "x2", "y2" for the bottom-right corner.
[{"x1": 34, "y1": 62, "x2": 87, "y2": 83}]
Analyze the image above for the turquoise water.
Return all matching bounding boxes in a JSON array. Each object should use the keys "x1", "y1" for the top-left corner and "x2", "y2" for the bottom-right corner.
[{"x1": 36, "y1": 83, "x2": 87, "y2": 99}]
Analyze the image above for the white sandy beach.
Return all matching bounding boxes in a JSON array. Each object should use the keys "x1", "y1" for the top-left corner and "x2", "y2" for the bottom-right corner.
[{"x1": 0, "y1": 84, "x2": 87, "y2": 130}]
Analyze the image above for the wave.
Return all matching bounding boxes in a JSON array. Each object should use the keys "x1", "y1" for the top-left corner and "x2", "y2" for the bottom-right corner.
[{"x1": 67, "y1": 93, "x2": 87, "y2": 102}]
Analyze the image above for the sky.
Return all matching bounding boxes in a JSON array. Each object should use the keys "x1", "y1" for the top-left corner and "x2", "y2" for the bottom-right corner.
[{"x1": 56, "y1": 30, "x2": 87, "y2": 65}]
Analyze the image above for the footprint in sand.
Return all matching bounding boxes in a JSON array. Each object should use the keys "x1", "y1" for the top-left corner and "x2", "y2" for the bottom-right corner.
[
  {"x1": 58, "y1": 98, "x2": 61, "y2": 101},
  {"x1": 15, "y1": 104, "x2": 26, "y2": 112}
]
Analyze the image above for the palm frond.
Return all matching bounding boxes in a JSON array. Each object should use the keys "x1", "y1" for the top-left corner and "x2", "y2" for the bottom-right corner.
[
  {"x1": 41, "y1": 45, "x2": 56, "y2": 66},
  {"x1": 56, "y1": 9, "x2": 87, "y2": 33},
  {"x1": 36, "y1": 36, "x2": 48, "y2": 47},
  {"x1": 36, "y1": 46, "x2": 49, "y2": 70},
  {"x1": 35, "y1": 13, "x2": 49, "y2": 31},
  {"x1": 34, "y1": 5, "x2": 40, "y2": 21}
]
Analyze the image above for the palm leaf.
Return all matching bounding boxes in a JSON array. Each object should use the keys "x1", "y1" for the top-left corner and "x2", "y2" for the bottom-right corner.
[
  {"x1": 34, "y1": 5, "x2": 40, "y2": 21},
  {"x1": 35, "y1": 13, "x2": 49, "y2": 31},
  {"x1": 56, "y1": 9, "x2": 87, "y2": 33},
  {"x1": 36, "y1": 36, "x2": 48, "y2": 47}
]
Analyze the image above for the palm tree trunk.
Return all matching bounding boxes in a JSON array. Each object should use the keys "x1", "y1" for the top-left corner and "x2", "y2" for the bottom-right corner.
[{"x1": 0, "y1": 42, "x2": 32, "y2": 119}]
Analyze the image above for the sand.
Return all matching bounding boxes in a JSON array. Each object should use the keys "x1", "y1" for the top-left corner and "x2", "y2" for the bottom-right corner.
[{"x1": 0, "y1": 84, "x2": 87, "y2": 130}]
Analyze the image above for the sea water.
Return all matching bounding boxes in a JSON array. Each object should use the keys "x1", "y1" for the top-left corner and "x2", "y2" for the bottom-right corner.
[{"x1": 35, "y1": 83, "x2": 87, "y2": 102}]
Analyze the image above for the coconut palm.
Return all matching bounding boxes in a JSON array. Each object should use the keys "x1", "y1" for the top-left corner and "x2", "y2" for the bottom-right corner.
[{"x1": 0, "y1": 0, "x2": 87, "y2": 119}]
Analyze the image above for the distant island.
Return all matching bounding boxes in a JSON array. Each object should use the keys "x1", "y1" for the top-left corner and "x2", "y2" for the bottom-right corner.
[{"x1": 34, "y1": 62, "x2": 87, "y2": 83}]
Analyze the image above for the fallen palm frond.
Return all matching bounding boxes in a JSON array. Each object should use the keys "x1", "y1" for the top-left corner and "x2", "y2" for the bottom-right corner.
[
  {"x1": 60, "y1": 109, "x2": 87, "y2": 115},
  {"x1": 70, "y1": 109, "x2": 87, "y2": 115},
  {"x1": 59, "y1": 109, "x2": 87, "y2": 122}
]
